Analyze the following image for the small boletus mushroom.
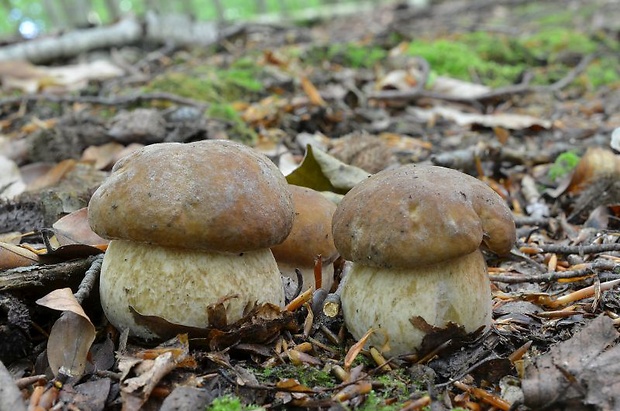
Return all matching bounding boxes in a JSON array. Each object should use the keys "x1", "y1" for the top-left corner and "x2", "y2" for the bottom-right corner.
[
  {"x1": 332, "y1": 165, "x2": 515, "y2": 356},
  {"x1": 88, "y1": 140, "x2": 294, "y2": 340},
  {"x1": 270, "y1": 185, "x2": 338, "y2": 293}
]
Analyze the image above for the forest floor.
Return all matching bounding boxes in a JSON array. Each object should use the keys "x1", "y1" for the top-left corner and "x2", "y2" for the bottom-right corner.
[{"x1": 1, "y1": 0, "x2": 620, "y2": 410}]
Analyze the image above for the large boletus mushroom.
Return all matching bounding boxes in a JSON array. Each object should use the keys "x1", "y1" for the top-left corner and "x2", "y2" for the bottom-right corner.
[
  {"x1": 332, "y1": 165, "x2": 515, "y2": 356},
  {"x1": 88, "y1": 140, "x2": 295, "y2": 340}
]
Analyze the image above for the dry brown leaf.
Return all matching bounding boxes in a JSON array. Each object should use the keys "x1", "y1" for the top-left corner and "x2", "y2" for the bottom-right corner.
[
  {"x1": 47, "y1": 311, "x2": 96, "y2": 378},
  {"x1": 0, "y1": 241, "x2": 40, "y2": 269},
  {"x1": 523, "y1": 315, "x2": 620, "y2": 410},
  {"x1": 37, "y1": 288, "x2": 96, "y2": 378},
  {"x1": 0, "y1": 60, "x2": 123, "y2": 93},
  {"x1": 344, "y1": 328, "x2": 374, "y2": 370},
  {"x1": 36, "y1": 287, "x2": 90, "y2": 319},
  {"x1": 81, "y1": 142, "x2": 128, "y2": 170},
  {"x1": 300, "y1": 75, "x2": 326, "y2": 107},
  {"x1": 276, "y1": 378, "x2": 315, "y2": 393},
  {"x1": 408, "y1": 106, "x2": 552, "y2": 130},
  {"x1": 120, "y1": 335, "x2": 190, "y2": 411},
  {"x1": 26, "y1": 159, "x2": 77, "y2": 191},
  {"x1": 52, "y1": 207, "x2": 109, "y2": 247}
]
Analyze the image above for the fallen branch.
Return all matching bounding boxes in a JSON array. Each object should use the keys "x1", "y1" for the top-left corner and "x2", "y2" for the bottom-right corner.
[
  {"x1": 526, "y1": 242, "x2": 620, "y2": 255},
  {"x1": 489, "y1": 260, "x2": 619, "y2": 284},
  {"x1": 0, "y1": 256, "x2": 96, "y2": 291},
  {"x1": 0, "y1": 92, "x2": 209, "y2": 110},
  {"x1": 0, "y1": 19, "x2": 142, "y2": 64}
]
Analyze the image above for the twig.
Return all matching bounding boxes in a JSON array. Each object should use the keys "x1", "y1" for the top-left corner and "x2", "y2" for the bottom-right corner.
[
  {"x1": 526, "y1": 242, "x2": 620, "y2": 255},
  {"x1": 0, "y1": 92, "x2": 209, "y2": 110},
  {"x1": 489, "y1": 260, "x2": 619, "y2": 284},
  {"x1": 513, "y1": 216, "x2": 551, "y2": 227},
  {"x1": 74, "y1": 254, "x2": 104, "y2": 305}
]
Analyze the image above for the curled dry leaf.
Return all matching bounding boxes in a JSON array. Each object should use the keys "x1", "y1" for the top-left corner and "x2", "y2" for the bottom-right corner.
[
  {"x1": 344, "y1": 328, "x2": 374, "y2": 370},
  {"x1": 286, "y1": 145, "x2": 370, "y2": 194},
  {"x1": 0, "y1": 241, "x2": 40, "y2": 269},
  {"x1": 26, "y1": 159, "x2": 77, "y2": 191},
  {"x1": 120, "y1": 334, "x2": 190, "y2": 411},
  {"x1": 52, "y1": 207, "x2": 109, "y2": 247},
  {"x1": 130, "y1": 302, "x2": 299, "y2": 351},
  {"x1": 36, "y1": 288, "x2": 95, "y2": 378},
  {"x1": 300, "y1": 75, "x2": 327, "y2": 107}
]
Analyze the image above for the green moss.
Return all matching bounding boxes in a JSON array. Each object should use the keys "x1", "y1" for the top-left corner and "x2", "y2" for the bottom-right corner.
[
  {"x1": 403, "y1": 28, "x2": 616, "y2": 88},
  {"x1": 258, "y1": 364, "x2": 336, "y2": 388},
  {"x1": 304, "y1": 43, "x2": 387, "y2": 68},
  {"x1": 585, "y1": 58, "x2": 620, "y2": 88},
  {"x1": 405, "y1": 38, "x2": 525, "y2": 87},
  {"x1": 357, "y1": 391, "x2": 400, "y2": 411},
  {"x1": 207, "y1": 395, "x2": 260, "y2": 411},
  {"x1": 207, "y1": 103, "x2": 257, "y2": 144},
  {"x1": 523, "y1": 28, "x2": 598, "y2": 60},
  {"x1": 548, "y1": 151, "x2": 580, "y2": 182},
  {"x1": 143, "y1": 62, "x2": 263, "y2": 104}
]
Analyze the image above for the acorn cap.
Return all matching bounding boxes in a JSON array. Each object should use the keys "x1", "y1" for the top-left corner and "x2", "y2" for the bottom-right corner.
[
  {"x1": 332, "y1": 164, "x2": 515, "y2": 269},
  {"x1": 88, "y1": 140, "x2": 294, "y2": 253},
  {"x1": 271, "y1": 185, "x2": 338, "y2": 267}
]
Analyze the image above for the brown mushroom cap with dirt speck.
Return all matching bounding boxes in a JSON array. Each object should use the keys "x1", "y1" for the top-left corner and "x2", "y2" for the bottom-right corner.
[
  {"x1": 88, "y1": 140, "x2": 295, "y2": 340},
  {"x1": 332, "y1": 164, "x2": 515, "y2": 356}
]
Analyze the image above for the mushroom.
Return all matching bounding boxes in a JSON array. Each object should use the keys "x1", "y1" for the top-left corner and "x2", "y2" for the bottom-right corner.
[
  {"x1": 270, "y1": 185, "x2": 338, "y2": 294},
  {"x1": 88, "y1": 140, "x2": 294, "y2": 340},
  {"x1": 332, "y1": 165, "x2": 515, "y2": 356}
]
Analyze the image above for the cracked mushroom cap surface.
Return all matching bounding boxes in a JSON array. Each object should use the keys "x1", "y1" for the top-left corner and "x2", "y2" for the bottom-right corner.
[
  {"x1": 332, "y1": 164, "x2": 515, "y2": 269},
  {"x1": 88, "y1": 140, "x2": 295, "y2": 253}
]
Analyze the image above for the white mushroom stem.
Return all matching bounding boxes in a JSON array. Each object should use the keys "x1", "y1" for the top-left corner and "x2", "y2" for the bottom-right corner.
[
  {"x1": 100, "y1": 240, "x2": 285, "y2": 340},
  {"x1": 340, "y1": 250, "x2": 491, "y2": 356}
]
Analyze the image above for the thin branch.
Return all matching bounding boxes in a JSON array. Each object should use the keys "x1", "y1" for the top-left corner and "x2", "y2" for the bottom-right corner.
[
  {"x1": 527, "y1": 242, "x2": 620, "y2": 255},
  {"x1": 489, "y1": 260, "x2": 619, "y2": 284},
  {"x1": 0, "y1": 92, "x2": 209, "y2": 110},
  {"x1": 74, "y1": 254, "x2": 104, "y2": 305}
]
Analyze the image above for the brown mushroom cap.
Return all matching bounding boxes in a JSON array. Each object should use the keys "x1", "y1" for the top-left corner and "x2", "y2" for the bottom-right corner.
[
  {"x1": 271, "y1": 185, "x2": 338, "y2": 267},
  {"x1": 332, "y1": 165, "x2": 515, "y2": 268},
  {"x1": 88, "y1": 140, "x2": 294, "y2": 253}
]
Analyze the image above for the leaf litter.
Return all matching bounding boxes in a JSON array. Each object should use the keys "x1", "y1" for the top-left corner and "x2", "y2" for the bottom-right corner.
[{"x1": 0, "y1": 0, "x2": 620, "y2": 410}]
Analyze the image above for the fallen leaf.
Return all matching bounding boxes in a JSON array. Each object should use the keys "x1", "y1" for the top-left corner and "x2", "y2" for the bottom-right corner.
[
  {"x1": 286, "y1": 145, "x2": 370, "y2": 194},
  {"x1": 120, "y1": 335, "x2": 190, "y2": 411},
  {"x1": 52, "y1": 207, "x2": 109, "y2": 247},
  {"x1": 300, "y1": 75, "x2": 326, "y2": 107},
  {"x1": 37, "y1": 288, "x2": 96, "y2": 378},
  {"x1": 0, "y1": 242, "x2": 40, "y2": 269},
  {"x1": 36, "y1": 287, "x2": 90, "y2": 319},
  {"x1": 522, "y1": 315, "x2": 620, "y2": 410},
  {"x1": 408, "y1": 105, "x2": 552, "y2": 130}
]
